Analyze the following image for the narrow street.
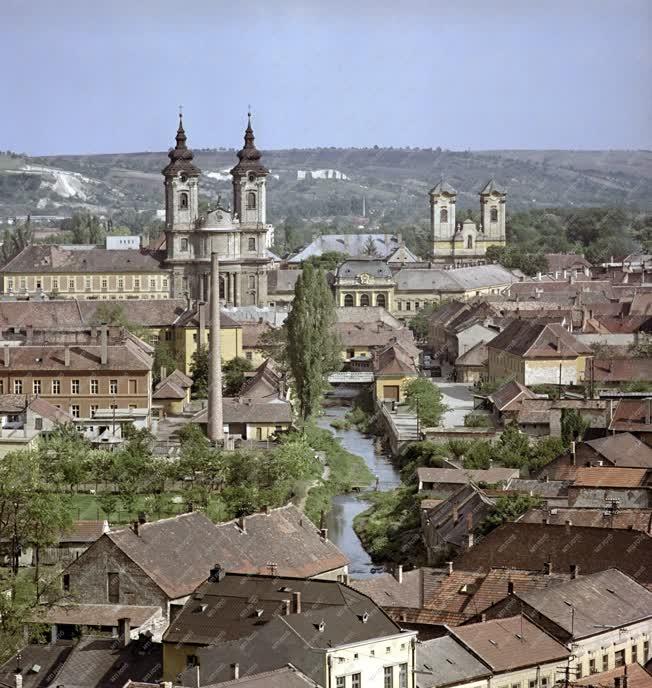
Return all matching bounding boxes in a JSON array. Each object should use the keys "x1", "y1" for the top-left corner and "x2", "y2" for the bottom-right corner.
[{"x1": 436, "y1": 382, "x2": 475, "y2": 428}]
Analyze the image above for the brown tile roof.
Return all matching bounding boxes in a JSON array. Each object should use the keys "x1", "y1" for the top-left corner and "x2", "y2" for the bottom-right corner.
[
  {"x1": 610, "y1": 399, "x2": 652, "y2": 432},
  {"x1": 163, "y1": 368, "x2": 193, "y2": 388},
  {"x1": 518, "y1": 507, "x2": 652, "y2": 533},
  {"x1": 204, "y1": 666, "x2": 321, "y2": 688},
  {"x1": 334, "y1": 321, "x2": 417, "y2": 350},
  {"x1": 2, "y1": 244, "x2": 165, "y2": 274},
  {"x1": 2, "y1": 340, "x2": 152, "y2": 371},
  {"x1": 455, "y1": 340, "x2": 488, "y2": 367},
  {"x1": 589, "y1": 357, "x2": 652, "y2": 382},
  {"x1": 241, "y1": 321, "x2": 273, "y2": 348},
  {"x1": 489, "y1": 379, "x2": 537, "y2": 411},
  {"x1": 0, "y1": 300, "x2": 85, "y2": 328},
  {"x1": 152, "y1": 380, "x2": 186, "y2": 400},
  {"x1": 573, "y1": 663, "x2": 652, "y2": 688},
  {"x1": 488, "y1": 320, "x2": 592, "y2": 358},
  {"x1": 571, "y1": 466, "x2": 649, "y2": 488},
  {"x1": 29, "y1": 602, "x2": 160, "y2": 628},
  {"x1": 60, "y1": 519, "x2": 109, "y2": 543},
  {"x1": 0, "y1": 644, "x2": 72, "y2": 688},
  {"x1": 211, "y1": 505, "x2": 348, "y2": 578},
  {"x1": 374, "y1": 342, "x2": 419, "y2": 376},
  {"x1": 584, "y1": 432, "x2": 652, "y2": 467},
  {"x1": 77, "y1": 298, "x2": 190, "y2": 327},
  {"x1": 193, "y1": 397, "x2": 293, "y2": 424},
  {"x1": 239, "y1": 359, "x2": 283, "y2": 399},
  {"x1": 453, "y1": 523, "x2": 652, "y2": 586},
  {"x1": 630, "y1": 293, "x2": 652, "y2": 315},
  {"x1": 545, "y1": 253, "x2": 592, "y2": 272},
  {"x1": 451, "y1": 615, "x2": 569, "y2": 671},
  {"x1": 349, "y1": 567, "x2": 436, "y2": 609},
  {"x1": 335, "y1": 306, "x2": 402, "y2": 327}
]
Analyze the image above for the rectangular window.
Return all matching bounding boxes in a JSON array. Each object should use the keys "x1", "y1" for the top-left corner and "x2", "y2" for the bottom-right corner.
[
  {"x1": 632, "y1": 644, "x2": 638, "y2": 663},
  {"x1": 589, "y1": 658, "x2": 596, "y2": 674},
  {"x1": 71, "y1": 379, "x2": 80, "y2": 394},
  {"x1": 85, "y1": 276, "x2": 91, "y2": 290},
  {"x1": 415, "y1": 302, "x2": 420, "y2": 310},
  {"x1": 352, "y1": 675, "x2": 361, "y2": 688},
  {"x1": 52, "y1": 379, "x2": 60, "y2": 395},
  {"x1": 384, "y1": 666, "x2": 393, "y2": 688},
  {"x1": 129, "y1": 379, "x2": 137, "y2": 394},
  {"x1": 101, "y1": 278, "x2": 108, "y2": 290},
  {"x1": 69, "y1": 278, "x2": 75, "y2": 291},
  {"x1": 20, "y1": 277, "x2": 26, "y2": 290},
  {"x1": 399, "y1": 663, "x2": 408, "y2": 688},
  {"x1": 90, "y1": 405, "x2": 98, "y2": 417},
  {"x1": 614, "y1": 649, "x2": 625, "y2": 667},
  {"x1": 90, "y1": 379, "x2": 99, "y2": 395},
  {"x1": 52, "y1": 277, "x2": 59, "y2": 290},
  {"x1": 246, "y1": 351, "x2": 253, "y2": 361},
  {"x1": 71, "y1": 405, "x2": 80, "y2": 419},
  {"x1": 13, "y1": 379, "x2": 23, "y2": 394},
  {"x1": 645, "y1": 640, "x2": 650, "y2": 660},
  {"x1": 150, "y1": 278, "x2": 156, "y2": 290},
  {"x1": 33, "y1": 379, "x2": 41, "y2": 395},
  {"x1": 541, "y1": 678, "x2": 549, "y2": 688},
  {"x1": 397, "y1": 302, "x2": 402, "y2": 311},
  {"x1": 110, "y1": 379, "x2": 118, "y2": 395},
  {"x1": 248, "y1": 237, "x2": 256, "y2": 251},
  {"x1": 134, "y1": 277, "x2": 141, "y2": 290},
  {"x1": 406, "y1": 302, "x2": 411, "y2": 311},
  {"x1": 336, "y1": 678, "x2": 345, "y2": 688},
  {"x1": 34, "y1": 417, "x2": 43, "y2": 430},
  {"x1": 162, "y1": 278, "x2": 168, "y2": 289},
  {"x1": 62, "y1": 574, "x2": 70, "y2": 591},
  {"x1": 36, "y1": 278, "x2": 42, "y2": 289},
  {"x1": 7, "y1": 278, "x2": 13, "y2": 290},
  {"x1": 118, "y1": 277, "x2": 124, "y2": 290},
  {"x1": 602, "y1": 654, "x2": 609, "y2": 671},
  {"x1": 107, "y1": 572, "x2": 119, "y2": 603}
]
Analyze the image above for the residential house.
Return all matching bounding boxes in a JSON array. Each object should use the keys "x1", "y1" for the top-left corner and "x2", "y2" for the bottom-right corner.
[
  {"x1": 587, "y1": 358, "x2": 652, "y2": 388},
  {"x1": 501, "y1": 478, "x2": 570, "y2": 507},
  {"x1": 454, "y1": 341, "x2": 488, "y2": 383},
  {"x1": 452, "y1": 523, "x2": 652, "y2": 588},
  {"x1": 514, "y1": 398, "x2": 608, "y2": 438},
  {"x1": 165, "y1": 569, "x2": 417, "y2": 686},
  {"x1": 566, "y1": 466, "x2": 651, "y2": 508},
  {"x1": 573, "y1": 663, "x2": 652, "y2": 688},
  {"x1": 421, "y1": 484, "x2": 495, "y2": 564},
  {"x1": 152, "y1": 368, "x2": 193, "y2": 416},
  {"x1": 450, "y1": 616, "x2": 569, "y2": 688},
  {"x1": 0, "y1": 394, "x2": 73, "y2": 455},
  {"x1": 240, "y1": 320, "x2": 273, "y2": 365},
  {"x1": 1, "y1": 243, "x2": 169, "y2": 300},
  {"x1": 373, "y1": 341, "x2": 419, "y2": 404},
  {"x1": 63, "y1": 506, "x2": 349, "y2": 621},
  {"x1": 192, "y1": 394, "x2": 293, "y2": 440},
  {"x1": 534, "y1": 433, "x2": 652, "y2": 481},
  {"x1": 486, "y1": 320, "x2": 593, "y2": 385},
  {"x1": 609, "y1": 399, "x2": 652, "y2": 445},
  {"x1": 487, "y1": 379, "x2": 539, "y2": 423},
  {"x1": 335, "y1": 320, "x2": 418, "y2": 363},
  {"x1": 478, "y1": 570, "x2": 652, "y2": 680},
  {"x1": 417, "y1": 467, "x2": 519, "y2": 495},
  {"x1": 544, "y1": 253, "x2": 592, "y2": 278},
  {"x1": 0, "y1": 326, "x2": 153, "y2": 423}
]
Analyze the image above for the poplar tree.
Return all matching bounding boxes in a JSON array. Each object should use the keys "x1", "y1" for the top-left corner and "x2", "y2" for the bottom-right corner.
[{"x1": 286, "y1": 263, "x2": 340, "y2": 421}]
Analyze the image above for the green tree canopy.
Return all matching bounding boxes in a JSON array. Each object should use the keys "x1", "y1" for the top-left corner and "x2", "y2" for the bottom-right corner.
[
  {"x1": 223, "y1": 356, "x2": 254, "y2": 396},
  {"x1": 190, "y1": 345, "x2": 210, "y2": 398},
  {"x1": 404, "y1": 378, "x2": 448, "y2": 428}
]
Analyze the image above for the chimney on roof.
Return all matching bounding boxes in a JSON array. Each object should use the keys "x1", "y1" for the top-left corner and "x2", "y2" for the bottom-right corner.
[
  {"x1": 570, "y1": 564, "x2": 579, "y2": 579},
  {"x1": 543, "y1": 562, "x2": 552, "y2": 575},
  {"x1": 118, "y1": 617, "x2": 131, "y2": 648},
  {"x1": 507, "y1": 581, "x2": 514, "y2": 595},
  {"x1": 319, "y1": 527, "x2": 328, "y2": 541},
  {"x1": 209, "y1": 563, "x2": 226, "y2": 583},
  {"x1": 102, "y1": 519, "x2": 110, "y2": 534},
  {"x1": 100, "y1": 326, "x2": 108, "y2": 365},
  {"x1": 133, "y1": 521, "x2": 140, "y2": 536},
  {"x1": 291, "y1": 591, "x2": 302, "y2": 614},
  {"x1": 447, "y1": 561, "x2": 454, "y2": 576},
  {"x1": 231, "y1": 663, "x2": 240, "y2": 680},
  {"x1": 467, "y1": 532, "x2": 474, "y2": 549},
  {"x1": 64, "y1": 346, "x2": 70, "y2": 367},
  {"x1": 283, "y1": 599, "x2": 291, "y2": 615},
  {"x1": 394, "y1": 564, "x2": 403, "y2": 584},
  {"x1": 565, "y1": 519, "x2": 572, "y2": 527},
  {"x1": 238, "y1": 515, "x2": 246, "y2": 533},
  {"x1": 159, "y1": 366, "x2": 167, "y2": 381},
  {"x1": 481, "y1": 613, "x2": 487, "y2": 622},
  {"x1": 3, "y1": 345, "x2": 9, "y2": 367},
  {"x1": 137, "y1": 512, "x2": 147, "y2": 525}
]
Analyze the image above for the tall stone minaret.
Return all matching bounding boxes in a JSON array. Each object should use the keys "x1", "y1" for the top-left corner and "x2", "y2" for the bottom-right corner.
[{"x1": 208, "y1": 252, "x2": 224, "y2": 442}]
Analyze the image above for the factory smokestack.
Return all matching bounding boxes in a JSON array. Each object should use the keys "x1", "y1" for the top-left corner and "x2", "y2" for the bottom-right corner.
[{"x1": 208, "y1": 252, "x2": 224, "y2": 442}]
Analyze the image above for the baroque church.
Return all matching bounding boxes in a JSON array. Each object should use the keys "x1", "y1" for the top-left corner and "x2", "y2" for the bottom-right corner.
[
  {"x1": 429, "y1": 179, "x2": 507, "y2": 263},
  {"x1": 162, "y1": 113, "x2": 275, "y2": 305}
]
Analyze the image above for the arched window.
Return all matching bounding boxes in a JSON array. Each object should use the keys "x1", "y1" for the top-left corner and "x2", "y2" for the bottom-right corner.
[
  {"x1": 376, "y1": 293, "x2": 386, "y2": 308},
  {"x1": 440, "y1": 208, "x2": 448, "y2": 223},
  {"x1": 179, "y1": 192, "x2": 189, "y2": 209},
  {"x1": 360, "y1": 294, "x2": 370, "y2": 307},
  {"x1": 344, "y1": 293, "x2": 354, "y2": 307},
  {"x1": 466, "y1": 236, "x2": 473, "y2": 249},
  {"x1": 490, "y1": 207, "x2": 498, "y2": 222},
  {"x1": 248, "y1": 237, "x2": 256, "y2": 251},
  {"x1": 247, "y1": 192, "x2": 256, "y2": 209}
]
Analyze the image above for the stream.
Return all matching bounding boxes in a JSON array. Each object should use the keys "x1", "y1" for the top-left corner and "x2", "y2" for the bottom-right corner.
[{"x1": 317, "y1": 405, "x2": 402, "y2": 579}]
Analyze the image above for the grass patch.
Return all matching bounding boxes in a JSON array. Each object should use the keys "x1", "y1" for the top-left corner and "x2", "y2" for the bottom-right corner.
[
  {"x1": 330, "y1": 418, "x2": 352, "y2": 431},
  {"x1": 303, "y1": 424, "x2": 374, "y2": 525},
  {"x1": 353, "y1": 487, "x2": 426, "y2": 566},
  {"x1": 464, "y1": 412, "x2": 491, "y2": 428}
]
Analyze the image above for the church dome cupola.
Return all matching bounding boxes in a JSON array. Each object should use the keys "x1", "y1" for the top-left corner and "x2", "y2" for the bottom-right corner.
[
  {"x1": 162, "y1": 113, "x2": 201, "y2": 178},
  {"x1": 230, "y1": 112, "x2": 269, "y2": 177}
]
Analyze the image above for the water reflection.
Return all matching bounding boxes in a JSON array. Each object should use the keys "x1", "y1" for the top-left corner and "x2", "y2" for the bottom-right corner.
[{"x1": 317, "y1": 406, "x2": 402, "y2": 578}]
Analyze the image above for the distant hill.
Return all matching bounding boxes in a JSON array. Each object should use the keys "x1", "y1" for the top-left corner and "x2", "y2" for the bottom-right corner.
[{"x1": 1, "y1": 147, "x2": 651, "y2": 219}]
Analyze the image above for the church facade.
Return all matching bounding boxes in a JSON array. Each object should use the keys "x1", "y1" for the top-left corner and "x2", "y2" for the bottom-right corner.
[
  {"x1": 430, "y1": 179, "x2": 507, "y2": 263},
  {"x1": 163, "y1": 114, "x2": 275, "y2": 306}
]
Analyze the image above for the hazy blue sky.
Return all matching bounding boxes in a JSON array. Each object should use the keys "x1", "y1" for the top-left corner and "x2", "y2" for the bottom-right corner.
[{"x1": 1, "y1": 0, "x2": 650, "y2": 154}]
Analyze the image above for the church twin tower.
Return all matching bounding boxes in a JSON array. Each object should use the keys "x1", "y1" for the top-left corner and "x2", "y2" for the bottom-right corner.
[
  {"x1": 430, "y1": 179, "x2": 507, "y2": 263},
  {"x1": 162, "y1": 113, "x2": 273, "y2": 305}
]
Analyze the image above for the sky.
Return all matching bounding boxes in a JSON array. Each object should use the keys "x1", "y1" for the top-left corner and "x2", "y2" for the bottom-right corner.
[{"x1": 0, "y1": 0, "x2": 650, "y2": 155}]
